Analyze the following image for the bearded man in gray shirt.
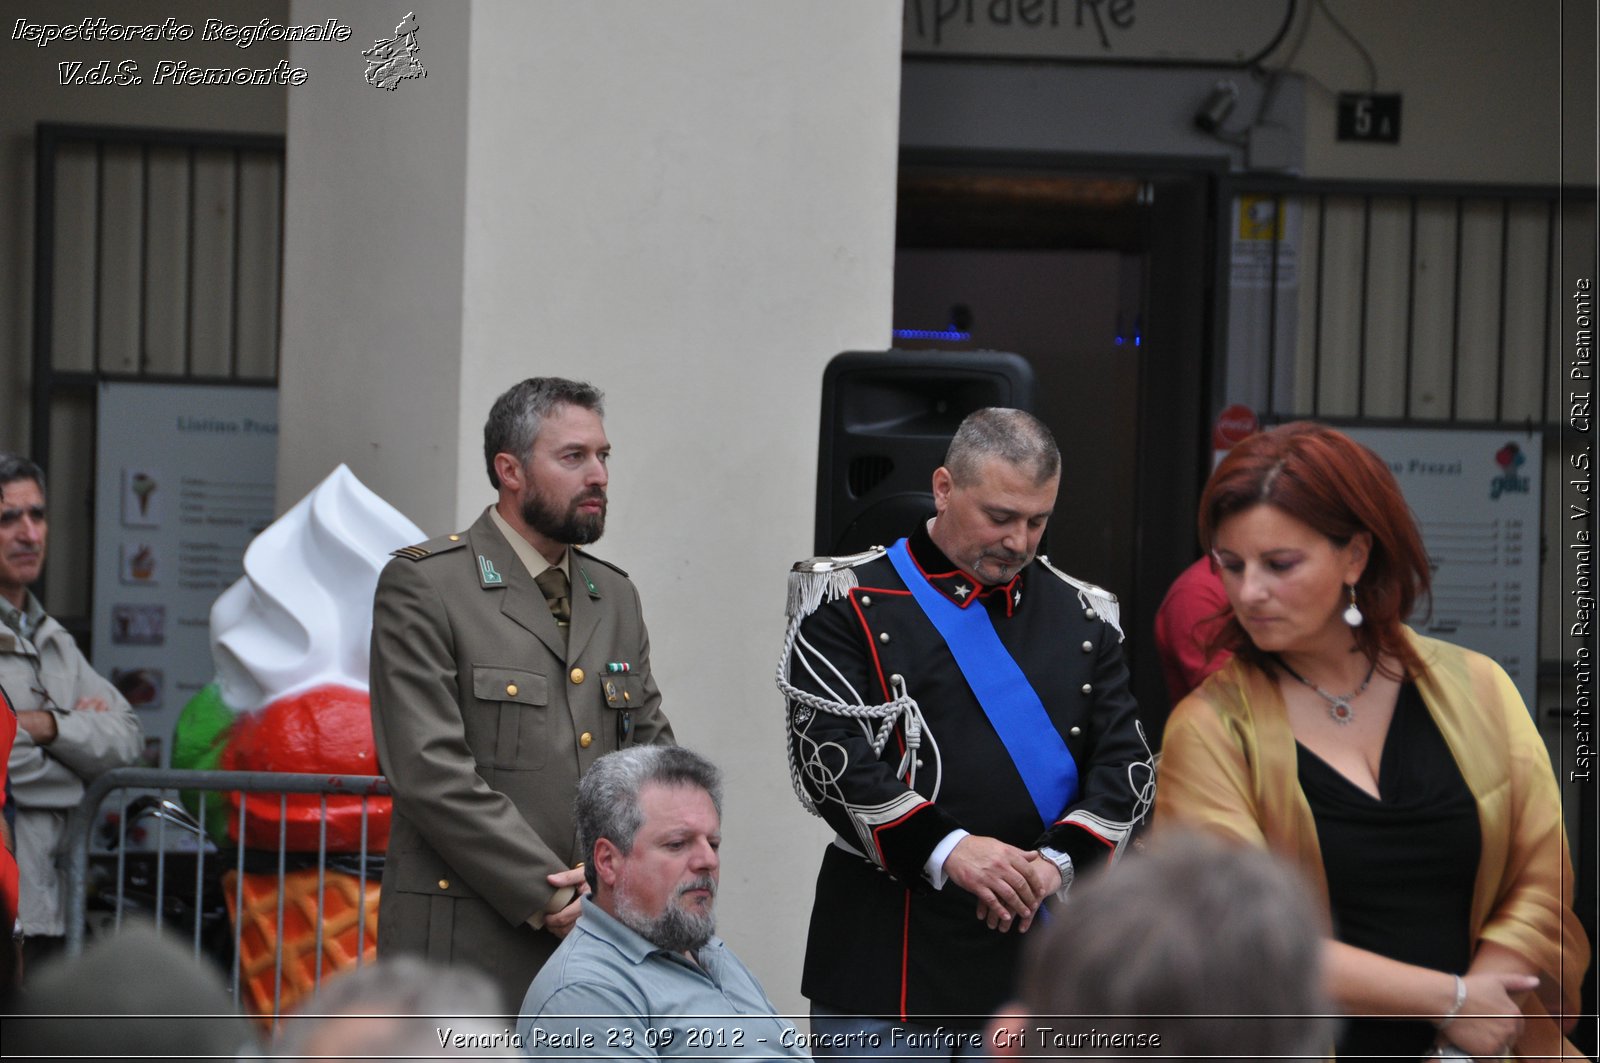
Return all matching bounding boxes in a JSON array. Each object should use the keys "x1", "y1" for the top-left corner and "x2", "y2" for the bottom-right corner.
[{"x1": 519, "y1": 747, "x2": 809, "y2": 1061}]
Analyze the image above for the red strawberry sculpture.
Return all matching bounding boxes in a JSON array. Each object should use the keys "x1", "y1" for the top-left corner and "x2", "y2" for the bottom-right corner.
[{"x1": 217, "y1": 684, "x2": 390, "y2": 852}]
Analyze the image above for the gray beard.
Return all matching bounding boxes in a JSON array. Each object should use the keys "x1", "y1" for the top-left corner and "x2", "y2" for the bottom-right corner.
[{"x1": 615, "y1": 878, "x2": 716, "y2": 954}]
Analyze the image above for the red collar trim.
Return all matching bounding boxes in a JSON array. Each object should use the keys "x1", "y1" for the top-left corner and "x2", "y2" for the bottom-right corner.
[{"x1": 904, "y1": 540, "x2": 1024, "y2": 612}]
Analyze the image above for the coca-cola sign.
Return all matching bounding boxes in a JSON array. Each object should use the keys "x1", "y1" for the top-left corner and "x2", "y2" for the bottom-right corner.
[{"x1": 1212, "y1": 404, "x2": 1259, "y2": 450}]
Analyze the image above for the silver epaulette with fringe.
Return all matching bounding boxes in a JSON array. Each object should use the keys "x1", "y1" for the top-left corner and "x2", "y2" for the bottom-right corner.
[
  {"x1": 1038, "y1": 555, "x2": 1124, "y2": 641},
  {"x1": 778, "y1": 545, "x2": 932, "y2": 830},
  {"x1": 785, "y1": 547, "x2": 887, "y2": 620}
]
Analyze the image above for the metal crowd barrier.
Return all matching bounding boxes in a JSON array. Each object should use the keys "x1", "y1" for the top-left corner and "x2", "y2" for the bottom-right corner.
[{"x1": 60, "y1": 767, "x2": 390, "y2": 1020}]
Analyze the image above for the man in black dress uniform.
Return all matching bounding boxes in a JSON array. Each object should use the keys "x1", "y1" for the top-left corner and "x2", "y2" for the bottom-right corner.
[{"x1": 779, "y1": 408, "x2": 1150, "y2": 1058}]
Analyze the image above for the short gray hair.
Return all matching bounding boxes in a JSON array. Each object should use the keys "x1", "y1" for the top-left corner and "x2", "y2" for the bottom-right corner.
[
  {"x1": 0, "y1": 453, "x2": 46, "y2": 497},
  {"x1": 275, "y1": 957, "x2": 505, "y2": 1055},
  {"x1": 943, "y1": 408, "x2": 1059, "y2": 487},
  {"x1": 1013, "y1": 832, "x2": 1332, "y2": 1061},
  {"x1": 482, "y1": 378, "x2": 605, "y2": 489},
  {"x1": 577, "y1": 746, "x2": 722, "y2": 890}
]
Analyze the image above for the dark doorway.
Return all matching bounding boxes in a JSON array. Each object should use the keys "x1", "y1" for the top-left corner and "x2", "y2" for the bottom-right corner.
[{"x1": 892, "y1": 157, "x2": 1219, "y2": 737}]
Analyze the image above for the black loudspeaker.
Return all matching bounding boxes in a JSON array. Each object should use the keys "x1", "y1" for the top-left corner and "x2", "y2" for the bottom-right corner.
[{"x1": 814, "y1": 350, "x2": 1037, "y2": 556}]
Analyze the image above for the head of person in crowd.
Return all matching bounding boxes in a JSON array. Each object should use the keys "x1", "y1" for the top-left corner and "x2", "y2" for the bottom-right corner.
[
  {"x1": 1198, "y1": 421, "x2": 1431, "y2": 678},
  {"x1": 482, "y1": 377, "x2": 609, "y2": 563},
  {"x1": 988, "y1": 832, "x2": 1332, "y2": 1061},
  {"x1": 930, "y1": 408, "x2": 1061, "y2": 586},
  {"x1": 275, "y1": 957, "x2": 504, "y2": 1062},
  {"x1": 577, "y1": 745, "x2": 723, "y2": 957},
  {"x1": 0, "y1": 454, "x2": 49, "y2": 610},
  {"x1": 5, "y1": 921, "x2": 257, "y2": 1060}
]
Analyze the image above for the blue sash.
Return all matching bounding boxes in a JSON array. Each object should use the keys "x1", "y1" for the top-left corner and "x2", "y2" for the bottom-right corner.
[{"x1": 886, "y1": 538, "x2": 1078, "y2": 827}]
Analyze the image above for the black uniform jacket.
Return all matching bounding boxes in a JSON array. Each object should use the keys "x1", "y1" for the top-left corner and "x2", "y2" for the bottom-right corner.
[{"x1": 783, "y1": 525, "x2": 1147, "y2": 1025}]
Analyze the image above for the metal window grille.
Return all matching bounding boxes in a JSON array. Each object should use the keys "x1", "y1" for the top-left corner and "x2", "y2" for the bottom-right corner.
[
  {"x1": 1219, "y1": 176, "x2": 1597, "y2": 689},
  {"x1": 28, "y1": 122, "x2": 285, "y2": 634},
  {"x1": 1223, "y1": 177, "x2": 1593, "y2": 430}
]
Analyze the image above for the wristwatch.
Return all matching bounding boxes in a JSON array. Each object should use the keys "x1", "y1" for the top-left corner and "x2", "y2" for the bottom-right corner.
[{"x1": 1038, "y1": 846, "x2": 1075, "y2": 901}]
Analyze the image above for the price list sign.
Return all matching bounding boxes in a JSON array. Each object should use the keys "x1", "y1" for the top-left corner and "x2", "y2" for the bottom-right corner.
[
  {"x1": 1347, "y1": 428, "x2": 1541, "y2": 713},
  {"x1": 93, "y1": 381, "x2": 278, "y2": 761}
]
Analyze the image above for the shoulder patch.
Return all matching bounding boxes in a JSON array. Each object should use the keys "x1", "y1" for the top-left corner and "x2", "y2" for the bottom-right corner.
[
  {"x1": 391, "y1": 533, "x2": 470, "y2": 562},
  {"x1": 787, "y1": 546, "x2": 887, "y2": 619},
  {"x1": 1037, "y1": 556, "x2": 1124, "y2": 642},
  {"x1": 572, "y1": 548, "x2": 628, "y2": 579}
]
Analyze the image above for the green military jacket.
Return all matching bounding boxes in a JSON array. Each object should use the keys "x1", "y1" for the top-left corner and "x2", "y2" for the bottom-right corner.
[{"x1": 370, "y1": 507, "x2": 672, "y2": 1008}]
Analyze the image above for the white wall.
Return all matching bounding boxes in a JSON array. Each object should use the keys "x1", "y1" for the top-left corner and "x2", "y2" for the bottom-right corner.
[
  {"x1": 278, "y1": 0, "x2": 470, "y2": 530},
  {"x1": 278, "y1": 0, "x2": 903, "y2": 1014}
]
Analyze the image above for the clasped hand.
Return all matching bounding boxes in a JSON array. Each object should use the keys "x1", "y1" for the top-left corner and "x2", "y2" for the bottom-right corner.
[
  {"x1": 943, "y1": 835, "x2": 1060, "y2": 933},
  {"x1": 540, "y1": 866, "x2": 591, "y2": 939},
  {"x1": 1437, "y1": 971, "x2": 1539, "y2": 1059}
]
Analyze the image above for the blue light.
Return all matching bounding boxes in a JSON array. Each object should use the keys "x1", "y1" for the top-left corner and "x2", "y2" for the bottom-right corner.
[{"x1": 893, "y1": 328, "x2": 972, "y2": 342}]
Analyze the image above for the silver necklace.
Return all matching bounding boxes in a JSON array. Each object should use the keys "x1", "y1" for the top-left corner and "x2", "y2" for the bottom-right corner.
[{"x1": 1274, "y1": 655, "x2": 1377, "y2": 725}]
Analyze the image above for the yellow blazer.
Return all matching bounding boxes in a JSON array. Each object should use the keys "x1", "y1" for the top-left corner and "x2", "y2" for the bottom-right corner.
[{"x1": 1158, "y1": 628, "x2": 1588, "y2": 1059}]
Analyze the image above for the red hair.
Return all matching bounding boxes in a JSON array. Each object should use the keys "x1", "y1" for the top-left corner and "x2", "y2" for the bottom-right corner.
[{"x1": 1198, "y1": 422, "x2": 1431, "y2": 678}]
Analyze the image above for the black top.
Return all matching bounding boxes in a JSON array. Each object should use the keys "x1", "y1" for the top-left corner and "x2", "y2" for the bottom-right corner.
[
  {"x1": 784, "y1": 525, "x2": 1148, "y2": 1024},
  {"x1": 1297, "y1": 681, "x2": 1481, "y2": 1063}
]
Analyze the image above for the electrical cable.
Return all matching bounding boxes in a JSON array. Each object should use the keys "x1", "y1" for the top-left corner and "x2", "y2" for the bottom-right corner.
[
  {"x1": 1253, "y1": 0, "x2": 1317, "y2": 123},
  {"x1": 1315, "y1": 0, "x2": 1378, "y2": 91},
  {"x1": 1241, "y1": 0, "x2": 1301, "y2": 68}
]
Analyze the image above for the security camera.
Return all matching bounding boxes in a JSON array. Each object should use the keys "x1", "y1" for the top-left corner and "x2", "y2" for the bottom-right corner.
[{"x1": 1194, "y1": 80, "x2": 1239, "y2": 134}]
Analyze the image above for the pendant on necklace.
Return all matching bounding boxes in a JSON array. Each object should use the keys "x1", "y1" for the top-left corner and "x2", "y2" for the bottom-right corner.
[{"x1": 1275, "y1": 653, "x2": 1375, "y2": 727}]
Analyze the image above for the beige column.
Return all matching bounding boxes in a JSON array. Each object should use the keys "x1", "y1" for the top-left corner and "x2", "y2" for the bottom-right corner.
[{"x1": 279, "y1": 0, "x2": 902, "y2": 1012}]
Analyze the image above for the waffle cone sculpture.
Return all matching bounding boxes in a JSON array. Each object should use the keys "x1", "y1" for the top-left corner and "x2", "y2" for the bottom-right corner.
[
  {"x1": 224, "y1": 867, "x2": 381, "y2": 1019},
  {"x1": 169, "y1": 467, "x2": 423, "y2": 1018}
]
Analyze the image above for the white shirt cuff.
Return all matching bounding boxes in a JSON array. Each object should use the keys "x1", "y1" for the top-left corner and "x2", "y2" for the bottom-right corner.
[{"x1": 924, "y1": 829, "x2": 970, "y2": 889}]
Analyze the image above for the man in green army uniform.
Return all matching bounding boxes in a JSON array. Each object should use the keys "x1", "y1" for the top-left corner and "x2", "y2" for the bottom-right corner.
[{"x1": 370, "y1": 377, "x2": 674, "y2": 1011}]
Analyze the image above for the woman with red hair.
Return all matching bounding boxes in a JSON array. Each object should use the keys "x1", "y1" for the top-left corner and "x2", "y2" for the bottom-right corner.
[{"x1": 1157, "y1": 422, "x2": 1587, "y2": 1061}]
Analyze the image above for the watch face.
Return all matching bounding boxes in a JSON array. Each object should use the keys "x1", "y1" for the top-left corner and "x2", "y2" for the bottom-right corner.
[
  {"x1": 1057, "y1": 854, "x2": 1075, "y2": 892},
  {"x1": 1040, "y1": 849, "x2": 1074, "y2": 895}
]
